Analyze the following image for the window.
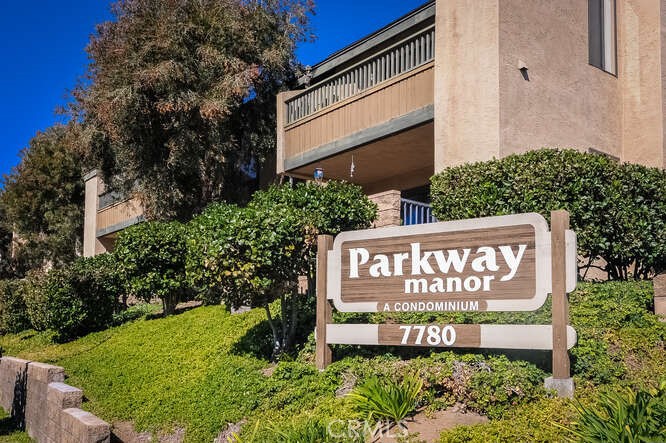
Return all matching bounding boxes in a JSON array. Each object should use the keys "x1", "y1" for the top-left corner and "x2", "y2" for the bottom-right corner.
[{"x1": 589, "y1": 0, "x2": 617, "y2": 75}]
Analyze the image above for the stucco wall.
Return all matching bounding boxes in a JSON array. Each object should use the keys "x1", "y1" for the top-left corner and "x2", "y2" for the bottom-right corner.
[
  {"x1": 662, "y1": 0, "x2": 666, "y2": 168},
  {"x1": 619, "y1": 0, "x2": 664, "y2": 168},
  {"x1": 433, "y1": 0, "x2": 666, "y2": 171},
  {"x1": 83, "y1": 172, "x2": 101, "y2": 258},
  {"x1": 434, "y1": 0, "x2": 500, "y2": 170},
  {"x1": 498, "y1": 0, "x2": 621, "y2": 159}
]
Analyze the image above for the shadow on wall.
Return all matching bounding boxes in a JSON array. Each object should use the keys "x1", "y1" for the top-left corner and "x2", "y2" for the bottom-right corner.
[{"x1": 10, "y1": 368, "x2": 26, "y2": 430}]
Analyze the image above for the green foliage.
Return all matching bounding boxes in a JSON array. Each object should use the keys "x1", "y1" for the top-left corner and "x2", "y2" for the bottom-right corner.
[
  {"x1": 187, "y1": 182, "x2": 376, "y2": 357},
  {"x1": 268, "y1": 416, "x2": 363, "y2": 443},
  {"x1": 115, "y1": 221, "x2": 189, "y2": 315},
  {"x1": 348, "y1": 374, "x2": 423, "y2": 424},
  {"x1": 78, "y1": 0, "x2": 313, "y2": 220},
  {"x1": 439, "y1": 398, "x2": 577, "y2": 442},
  {"x1": 0, "y1": 281, "x2": 661, "y2": 441},
  {"x1": 565, "y1": 382, "x2": 666, "y2": 442},
  {"x1": 0, "y1": 125, "x2": 84, "y2": 271},
  {"x1": 332, "y1": 281, "x2": 665, "y2": 387},
  {"x1": 0, "y1": 408, "x2": 32, "y2": 443},
  {"x1": 21, "y1": 271, "x2": 49, "y2": 332},
  {"x1": 0, "y1": 280, "x2": 31, "y2": 334},
  {"x1": 567, "y1": 282, "x2": 665, "y2": 384},
  {"x1": 0, "y1": 205, "x2": 14, "y2": 280},
  {"x1": 112, "y1": 302, "x2": 162, "y2": 325},
  {"x1": 326, "y1": 353, "x2": 547, "y2": 420},
  {"x1": 226, "y1": 421, "x2": 260, "y2": 443},
  {"x1": 23, "y1": 255, "x2": 123, "y2": 342},
  {"x1": 430, "y1": 149, "x2": 666, "y2": 280}
]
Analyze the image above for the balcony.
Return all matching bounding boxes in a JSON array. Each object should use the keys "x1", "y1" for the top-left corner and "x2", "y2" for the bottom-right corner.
[
  {"x1": 96, "y1": 196, "x2": 144, "y2": 239},
  {"x1": 277, "y1": 2, "x2": 435, "y2": 194},
  {"x1": 401, "y1": 198, "x2": 436, "y2": 225}
]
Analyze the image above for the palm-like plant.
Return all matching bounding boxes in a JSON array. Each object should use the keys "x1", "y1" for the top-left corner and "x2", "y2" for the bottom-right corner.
[
  {"x1": 347, "y1": 373, "x2": 423, "y2": 425},
  {"x1": 565, "y1": 381, "x2": 666, "y2": 442}
]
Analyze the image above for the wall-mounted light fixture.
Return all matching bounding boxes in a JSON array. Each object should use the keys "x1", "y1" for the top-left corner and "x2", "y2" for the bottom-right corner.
[{"x1": 518, "y1": 59, "x2": 529, "y2": 81}]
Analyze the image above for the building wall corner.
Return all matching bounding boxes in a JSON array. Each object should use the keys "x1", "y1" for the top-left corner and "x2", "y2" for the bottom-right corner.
[
  {"x1": 434, "y1": 0, "x2": 501, "y2": 174},
  {"x1": 83, "y1": 170, "x2": 103, "y2": 258}
]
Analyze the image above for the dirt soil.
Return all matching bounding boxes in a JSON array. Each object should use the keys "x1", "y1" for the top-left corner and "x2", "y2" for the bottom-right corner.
[
  {"x1": 373, "y1": 405, "x2": 488, "y2": 443},
  {"x1": 111, "y1": 422, "x2": 185, "y2": 443}
]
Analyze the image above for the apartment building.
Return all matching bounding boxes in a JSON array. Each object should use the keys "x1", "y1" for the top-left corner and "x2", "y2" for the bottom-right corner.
[{"x1": 84, "y1": 0, "x2": 666, "y2": 256}]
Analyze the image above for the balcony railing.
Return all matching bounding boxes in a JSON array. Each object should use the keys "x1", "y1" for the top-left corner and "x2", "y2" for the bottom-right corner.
[
  {"x1": 286, "y1": 25, "x2": 435, "y2": 125},
  {"x1": 401, "y1": 198, "x2": 437, "y2": 226}
]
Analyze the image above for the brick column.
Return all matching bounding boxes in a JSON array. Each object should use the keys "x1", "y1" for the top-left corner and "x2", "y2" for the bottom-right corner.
[{"x1": 369, "y1": 190, "x2": 401, "y2": 228}]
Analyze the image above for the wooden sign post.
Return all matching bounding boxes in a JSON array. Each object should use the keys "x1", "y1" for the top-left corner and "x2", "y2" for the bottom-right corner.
[
  {"x1": 315, "y1": 212, "x2": 577, "y2": 397},
  {"x1": 545, "y1": 210, "x2": 574, "y2": 397},
  {"x1": 316, "y1": 235, "x2": 333, "y2": 370}
]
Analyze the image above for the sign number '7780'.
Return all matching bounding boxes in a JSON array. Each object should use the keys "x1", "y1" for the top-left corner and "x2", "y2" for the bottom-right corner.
[{"x1": 399, "y1": 324, "x2": 457, "y2": 346}]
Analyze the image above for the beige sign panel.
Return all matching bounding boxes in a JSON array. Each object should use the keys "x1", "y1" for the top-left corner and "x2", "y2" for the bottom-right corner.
[
  {"x1": 326, "y1": 323, "x2": 577, "y2": 350},
  {"x1": 327, "y1": 213, "x2": 576, "y2": 312}
]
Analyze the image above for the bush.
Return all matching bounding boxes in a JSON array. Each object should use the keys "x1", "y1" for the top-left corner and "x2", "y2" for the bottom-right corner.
[
  {"x1": 187, "y1": 181, "x2": 377, "y2": 357},
  {"x1": 565, "y1": 381, "x2": 666, "y2": 442},
  {"x1": 24, "y1": 255, "x2": 123, "y2": 341},
  {"x1": 115, "y1": 221, "x2": 190, "y2": 315},
  {"x1": 0, "y1": 279, "x2": 31, "y2": 334},
  {"x1": 430, "y1": 149, "x2": 666, "y2": 280}
]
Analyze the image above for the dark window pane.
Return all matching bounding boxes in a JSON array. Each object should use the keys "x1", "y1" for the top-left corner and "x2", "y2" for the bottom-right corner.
[{"x1": 589, "y1": 0, "x2": 603, "y2": 69}]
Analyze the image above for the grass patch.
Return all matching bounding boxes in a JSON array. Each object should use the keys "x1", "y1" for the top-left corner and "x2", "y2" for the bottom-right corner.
[
  {"x1": 0, "y1": 282, "x2": 663, "y2": 441},
  {"x1": 0, "y1": 410, "x2": 30, "y2": 443}
]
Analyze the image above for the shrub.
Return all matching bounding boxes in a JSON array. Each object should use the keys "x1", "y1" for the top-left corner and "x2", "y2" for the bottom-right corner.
[
  {"x1": 565, "y1": 381, "x2": 666, "y2": 442},
  {"x1": 0, "y1": 279, "x2": 31, "y2": 334},
  {"x1": 115, "y1": 221, "x2": 189, "y2": 315},
  {"x1": 430, "y1": 149, "x2": 666, "y2": 280},
  {"x1": 187, "y1": 182, "x2": 376, "y2": 357},
  {"x1": 22, "y1": 270, "x2": 48, "y2": 331},
  {"x1": 347, "y1": 373, "x2": 422, "y2": 424},
  {"x1": 24, "y1": 254, "x2": 123, "y2": 341}
]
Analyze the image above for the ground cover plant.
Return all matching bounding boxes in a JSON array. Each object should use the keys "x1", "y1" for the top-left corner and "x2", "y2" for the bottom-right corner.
[
  {"x1": 564, "y1": 381, "x2": 666, "y2": 442},
  {"x1": 0, "y1": 409, "x2": 31, "y2": 443},
  {"x1": 0, "y1": 281, "x2": 661, "y2": 441}
]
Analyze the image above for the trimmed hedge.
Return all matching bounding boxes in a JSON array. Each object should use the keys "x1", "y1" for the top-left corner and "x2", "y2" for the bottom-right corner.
[
  {"x1": 431, "y1": 149, "x2": 666, "y2": 280},
  {"x1": 114, "y1": 221, "x2": 190, "y2": 316},
  {"x1": 23, "y1": 255, "x2": 123, "y2": 342},
  {"x1": 186, "y1": 181, "x2": 377, "y2": 356},
  {"x1": 0, "y1": 279, "x2": 31, "y2": 334}
]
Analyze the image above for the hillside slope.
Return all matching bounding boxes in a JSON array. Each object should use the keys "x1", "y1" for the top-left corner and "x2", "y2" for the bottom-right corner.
[{"x1": 0, "y1": 281, "x2": 663, "y2": 442}]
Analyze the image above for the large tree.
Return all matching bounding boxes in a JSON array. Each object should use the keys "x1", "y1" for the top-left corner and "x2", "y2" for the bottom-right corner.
[
  {"x1": 77, "y1": 0, "x2": 312, "y2": 221},
  {"x1": 1, "y1": 124, "x2": 85, "y2": 271},
  {"x1": 0, "y1": 204, "x2": 13, "y2": 278}
]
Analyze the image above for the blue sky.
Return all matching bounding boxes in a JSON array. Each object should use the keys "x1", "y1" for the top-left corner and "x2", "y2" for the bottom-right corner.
[{"x1": 0, "y1": 0, "x2": 425, "y2": 183}]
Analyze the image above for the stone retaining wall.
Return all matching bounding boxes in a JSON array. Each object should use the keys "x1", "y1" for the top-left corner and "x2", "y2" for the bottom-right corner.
[{"x1": 0, "y1": 356, "x2": 110, "y2": 442}]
